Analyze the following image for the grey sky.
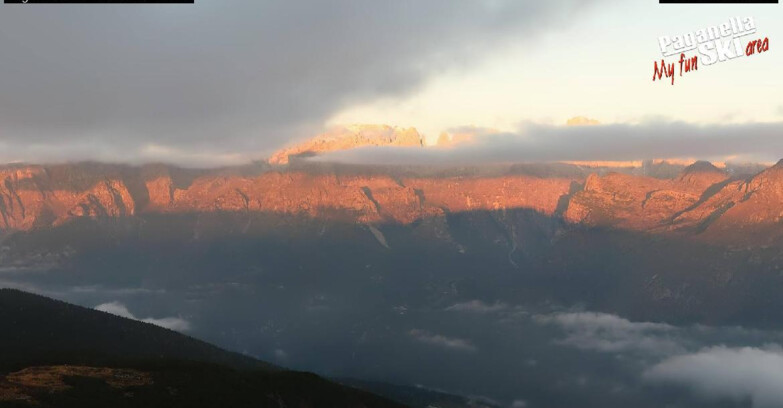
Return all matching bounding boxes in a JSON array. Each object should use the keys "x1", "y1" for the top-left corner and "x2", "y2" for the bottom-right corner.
[{"x1": 0, "y1": 0, "x2": 598, "y2": 165}]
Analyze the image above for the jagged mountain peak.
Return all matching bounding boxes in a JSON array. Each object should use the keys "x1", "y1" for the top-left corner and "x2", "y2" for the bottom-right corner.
[{"x1": 269, "y1": 124, "x2": 423, "y2": 165}]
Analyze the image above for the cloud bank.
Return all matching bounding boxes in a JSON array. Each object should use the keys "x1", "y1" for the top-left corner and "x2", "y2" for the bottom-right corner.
[
  {"x1": 0, "y1": 0, "x2": 599, "y2": 166},
  {"x1": 535, "y1": 312, "x2": 684, "y2": 356},
  {"x1": 645, "y1": 346, "x2": 783, "y2": 408},
  {"x1": 315, "y1": 121, "x2": 783, "y2": 165},
  {"x1": 95, "y1": 301, "x2": 191, "y2": 332},
  {"x1": 533, "y1": 311, "x2": 783, "y2": 406}
]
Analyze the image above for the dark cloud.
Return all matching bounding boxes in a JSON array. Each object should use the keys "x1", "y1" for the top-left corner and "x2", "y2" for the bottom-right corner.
[
  {"x1": 314, "y1": 121, "x2": 783, "y2": 165},
  {"x1": 0, "y1": 0, "x2": 598, "y2": 165},
  {"x1": 445, "y1": 300, "x2": 509, "y2": 313}
]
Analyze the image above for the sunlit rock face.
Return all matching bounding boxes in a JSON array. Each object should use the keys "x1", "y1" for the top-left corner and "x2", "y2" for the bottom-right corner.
[
  {"x1": 2, "y1": 158, "x2": 783, "y2": 246},
  {"x1": 269, "y1": 124, "x2": 423, "y2": 165},
  {"x1": 563, "y1": 163, "x2": 729, "y2": 231},
  {"x1": 0, "y1": 162, "x2": 572, "y2": 228}
]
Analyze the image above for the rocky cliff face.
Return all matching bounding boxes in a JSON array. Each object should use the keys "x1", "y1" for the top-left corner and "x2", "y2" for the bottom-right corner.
[
  {"x1": 0, "y1": 163, "x2": 572, "y2": 229},
  {"x1": 682, "y1": 160, "x2": 783, "y2": 244},
  {"x1": 0, "y1": 165, "x2": 137, "y2": 230},
  {"x1": 564, "y1": 161, "x2": 730, "y2": 230},
  {"x1": 269, "y1": 124, "x2": 423, "y2": 164},
  {"x1": 2, "y1": 160, "x2": 782, "y2": 245}
]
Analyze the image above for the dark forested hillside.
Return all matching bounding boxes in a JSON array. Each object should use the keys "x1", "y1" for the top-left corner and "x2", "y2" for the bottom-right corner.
[
  {"x1": 0, "y1": 289, "x2": 267, "y2": 371},
  {"x1": 0, "y1": 289, "x2": 407, "y2": 408}
]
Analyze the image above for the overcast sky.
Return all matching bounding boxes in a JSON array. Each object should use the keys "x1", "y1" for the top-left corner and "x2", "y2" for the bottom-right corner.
[{"x1": 0, "y1": 0, "x2": 780, "y2": 166}]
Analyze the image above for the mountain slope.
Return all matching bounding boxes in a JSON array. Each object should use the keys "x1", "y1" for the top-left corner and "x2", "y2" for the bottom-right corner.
[
  {"x1": 0, "y1": 288, "x2": 267, "y2": 371},
  {"x1": 0, "y1": 289, "x2": 407, "y2": 408}
]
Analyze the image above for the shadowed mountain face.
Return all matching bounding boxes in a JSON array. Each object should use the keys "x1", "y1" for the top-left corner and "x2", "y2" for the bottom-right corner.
[
  {"x1": 4, "y1": 211, "x2": 783, "y2": 407},
  {"x1": 0, "y1": 289, "x2": 409, "y2": 408}
]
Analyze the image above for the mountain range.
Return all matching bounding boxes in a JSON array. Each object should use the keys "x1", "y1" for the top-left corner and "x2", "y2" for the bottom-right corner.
[
  {"x1": 3, "y1": 129, "x2": 783, "y2": 407},
  {"x1": 2, "y1": 158, "x2": 781, "y2": 247}
]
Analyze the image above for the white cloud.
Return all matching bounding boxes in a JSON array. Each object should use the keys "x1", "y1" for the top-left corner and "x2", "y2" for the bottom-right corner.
[
  {"x1": 314, "y1": 121, "x2": 783, "y2": 165},
  {"x1": 534, "y1": 312, "x2": 684, "y2": 356},
  {"x1": 409, "y1": 329, "x2": 476, "y2": 352},
  {"x1": 445, "y1": 300, "x2": 508, "y2": 313},
  {"x1": 95, "y1": 301, "x2": 136, "y2": 319},
  {"x1": 95, "y1": 301, "x2": 191, "y2": 332},
  {"x1": 645, "y1": 346, "x2": 783, "y2": 408}
]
